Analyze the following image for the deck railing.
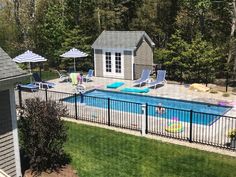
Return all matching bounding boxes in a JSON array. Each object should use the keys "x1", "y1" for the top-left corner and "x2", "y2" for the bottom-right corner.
[{"x1": 16, "y1": 87, "x2": 236, "y2": 150}]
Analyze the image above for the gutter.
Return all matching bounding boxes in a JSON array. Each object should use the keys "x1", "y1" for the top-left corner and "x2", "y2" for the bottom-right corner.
[{"x1": 0, "y1": 73, "x2": 31, "y2": 88}]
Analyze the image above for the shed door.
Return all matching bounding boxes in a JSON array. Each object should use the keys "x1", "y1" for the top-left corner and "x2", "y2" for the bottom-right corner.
[{"x1": 103, "y1": 51, "x2": 124, "y2": 78}]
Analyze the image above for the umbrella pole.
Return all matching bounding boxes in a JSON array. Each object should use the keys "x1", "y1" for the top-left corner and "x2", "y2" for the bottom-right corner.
[
  {"x1": 74, "y1": 58, "x2": 76, "y2": 72},
  {"x1": 29, "y1": 62, "x2": 32, "y2": 83}
]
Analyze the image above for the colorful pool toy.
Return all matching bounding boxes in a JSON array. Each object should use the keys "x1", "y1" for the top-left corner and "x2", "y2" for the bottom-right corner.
[
  {"x1": 218, "y1": 101, "x2": 236, "y2": 107},
  {"x1": 165, "y1": 122, "x2": 184, "y2": 133}
]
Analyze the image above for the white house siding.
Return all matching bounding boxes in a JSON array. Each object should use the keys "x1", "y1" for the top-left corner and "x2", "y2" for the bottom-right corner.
[
  {"x1": 124, "y1": 51, "x2": 133, "y2": 80},
  {"x1": 94, "y1": 49, "x2": 103, "y2": 77},
  {"x1": 134, "y1": 39, "x2": 153, "y2": 79},
  {"x1": 0, "y1": 90, "x2": 17, "y2": 177}
]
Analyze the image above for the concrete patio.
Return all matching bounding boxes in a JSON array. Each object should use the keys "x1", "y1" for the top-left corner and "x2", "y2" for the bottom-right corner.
[{"x1": 47, "y1": 76, "x2": 236, "y2": 117}]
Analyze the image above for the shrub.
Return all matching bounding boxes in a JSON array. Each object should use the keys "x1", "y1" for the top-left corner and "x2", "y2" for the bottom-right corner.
[
  {"x1": 19, "y1": 98, "x2": 68, "y2": 172},
  {"x1": 227, "y1": 129, "x2": 236, "y2": 139}
]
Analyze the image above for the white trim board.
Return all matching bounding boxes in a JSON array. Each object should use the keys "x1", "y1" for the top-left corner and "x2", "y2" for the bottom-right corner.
[
  {"x1": 102, "y1": 49, "x2": 124, "y2": 79},
  {"x1": 9, "y1": 86, "x2": 22, "y2": 177}
]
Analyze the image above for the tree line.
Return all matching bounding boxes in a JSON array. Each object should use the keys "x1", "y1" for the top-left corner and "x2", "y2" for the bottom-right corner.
[{"x1": 0, "y1": 0, "x2": 236, "y2": 83}]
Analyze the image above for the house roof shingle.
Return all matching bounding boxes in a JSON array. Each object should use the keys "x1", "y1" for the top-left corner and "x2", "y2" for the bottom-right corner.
[
  {"x1": 92, "y1": 31, "x2": 155, "y2": 49},
  {"x1": 0, "y1": 47, "x2": 27, "y2": 81}
]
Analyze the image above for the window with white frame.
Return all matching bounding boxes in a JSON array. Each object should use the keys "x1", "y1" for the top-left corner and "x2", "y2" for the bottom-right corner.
[
  {"x1": 115, "y1": 52, "x2": 121, "y2": 73},
  {"x1": 105, "y1": 52, "x2": 111, "y2": 72}
]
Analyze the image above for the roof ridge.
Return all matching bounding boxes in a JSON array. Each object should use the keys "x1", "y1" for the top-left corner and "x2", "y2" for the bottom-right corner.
[{"x1": 92, "y1": 31, "x2": 155, "y2": 49}]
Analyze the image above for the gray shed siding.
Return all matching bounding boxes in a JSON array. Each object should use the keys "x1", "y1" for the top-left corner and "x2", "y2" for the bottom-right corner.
[
  {"x1": 124, "y1": 51, "x2": 132, "y2": 80},
  {"x1": 0, "y1": 90, "x2": 17, "y2": 177},
  {"x1": 94, "y1": 49, "x2": 103, "y2": 77},
  {"x1": 133, "y1": 39, "x2": 153, "y2": 80}
]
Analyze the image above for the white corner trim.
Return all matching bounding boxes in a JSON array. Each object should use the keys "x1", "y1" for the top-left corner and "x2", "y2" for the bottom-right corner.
[
  {"x1": 93, "y1": 49, "x2": 97, "y2": 77},
  {"x1": 131, "y1": 51, "x2": 134, "y2": 80},
  {"x1": 0, "y1": 169, "x2": 10, "y2": 177},
  {"x1": 9, "y1": 87, "x2": 22, "y2": 177}
]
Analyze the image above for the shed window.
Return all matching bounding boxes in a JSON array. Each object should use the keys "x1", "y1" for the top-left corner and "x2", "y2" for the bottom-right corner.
[
  {"x1": 105, "y1": 52, "x2": 111, "y2": 72},
  {"x1": 115, "y1": 52, "x2": 121, "y2": 73}
]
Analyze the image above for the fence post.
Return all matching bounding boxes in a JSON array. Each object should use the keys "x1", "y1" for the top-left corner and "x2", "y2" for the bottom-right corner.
[
  {"x1": 18, "y1": 85, "x2": 22, "y2": 108},
  {"x1": 45, "y1": 88, "x2": 48, "y2": 102},
  {"x1": 108, "y1": 98, "x2": 111, "y2": 126},
  {"x1": 74, "y1": 93, "x2": 78, "y2": 120},
  {"x1": 189, "y1": 110, "x2": 193, "y2": 143},
  {"x1": 145, "y1": 103, "x2": 148, "y2": 134},
  {"x1": 141, "y1": 104, "x2": 146, "y2": 135}
]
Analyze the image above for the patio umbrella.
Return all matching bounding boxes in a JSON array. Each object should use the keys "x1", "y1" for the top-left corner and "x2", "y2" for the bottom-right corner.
[
  {"x1": 60, "y1": 48, "x2": 88, "y2": 72},
  {"x1": 13, "y1": 50, "x2": 47, "y2": 74}
]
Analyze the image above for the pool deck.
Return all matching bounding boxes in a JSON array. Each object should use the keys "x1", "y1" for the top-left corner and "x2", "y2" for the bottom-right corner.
[{"x1": 48, "y1": 77, "x2": 236, "y2": 117}]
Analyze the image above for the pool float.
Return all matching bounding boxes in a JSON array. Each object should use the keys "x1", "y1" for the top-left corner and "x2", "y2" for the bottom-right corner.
[
  {"x1": 229, "y1": 101, "x2": 236, "y2": 108},
  {"x1": 218, "y1": 101, "x2": 236, "y2": 107},
  {"x1": 107, "y1": 82, "x2": 124, "y2": 89},
  {"x1": 218, "y1": 101, "x2": 230, "y2": 106},
  {"x1": 165, "y1": 122, "x2": 184, "y2": 133}
]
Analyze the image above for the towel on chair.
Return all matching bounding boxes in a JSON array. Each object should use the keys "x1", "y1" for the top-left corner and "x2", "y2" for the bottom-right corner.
[{"x1": 70, "y1": 73, "x2": 78, "y2": 85}]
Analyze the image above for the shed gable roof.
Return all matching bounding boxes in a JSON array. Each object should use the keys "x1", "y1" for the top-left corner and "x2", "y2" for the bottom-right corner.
[
  {"x1": 0, "y1": 47, "x2": 27, "y2": 81},
  {"x1": 92, "y1": 31, "x2": 155, "y2": 49}
]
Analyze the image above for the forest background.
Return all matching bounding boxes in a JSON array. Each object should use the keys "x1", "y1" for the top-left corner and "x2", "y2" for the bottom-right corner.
[{"x1": 0, "y1": 0, "x2": 236, "y2": 83}]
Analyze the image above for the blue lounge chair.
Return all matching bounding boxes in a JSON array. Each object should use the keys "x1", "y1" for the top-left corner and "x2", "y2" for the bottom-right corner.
[
  {"x1": 133, "y1": 69, "x2": 151, "y2": 87},
  {"x1": 32, "y1": 73, "x2": 55, "y2": 89},
  {"x1": 18, "y1": 84, "x2": 39, "y2": 92},
  {"x1": 148, "y1": 70, "x2": 167, "y2": 89},
  {"x1": 83, "y1": 69, "x2": 94, "y2": 82}
]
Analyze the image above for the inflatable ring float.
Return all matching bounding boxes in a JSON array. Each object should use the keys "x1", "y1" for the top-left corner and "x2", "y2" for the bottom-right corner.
[
  {"x1": 76, "y1": 84, "x2": 86, "y2": 94},
  {"x1": 165, "y1": 122, "x2": 183, "y2": 133}
]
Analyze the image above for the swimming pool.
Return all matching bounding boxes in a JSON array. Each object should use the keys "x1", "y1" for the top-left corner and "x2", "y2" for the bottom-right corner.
[{"x1": 63, "y1": 89, "x2": 231, "y2": 125}]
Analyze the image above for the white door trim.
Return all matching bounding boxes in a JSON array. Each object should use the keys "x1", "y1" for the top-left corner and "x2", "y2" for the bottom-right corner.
[{"x1": 103, "y1": 49, "x2": 124, "y2": 78}]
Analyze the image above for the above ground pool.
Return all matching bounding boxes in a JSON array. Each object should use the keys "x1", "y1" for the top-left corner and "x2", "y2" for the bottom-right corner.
[{"x1": 63, "y1": 89, "x2": 231, "y2": 125}]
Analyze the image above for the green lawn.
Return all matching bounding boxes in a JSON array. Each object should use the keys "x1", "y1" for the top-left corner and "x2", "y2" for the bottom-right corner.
[
  {"x1": 65, "y1": 122, "x2": 236, "y2": 177},
  {"x1": 21, "y1": 70, "x2": 58, "y2": 84}
]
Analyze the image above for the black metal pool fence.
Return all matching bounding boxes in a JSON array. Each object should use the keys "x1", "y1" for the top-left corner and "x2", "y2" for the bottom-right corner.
[{"x1": 17, "y1": 88, "x2": 236, "y2": 150}]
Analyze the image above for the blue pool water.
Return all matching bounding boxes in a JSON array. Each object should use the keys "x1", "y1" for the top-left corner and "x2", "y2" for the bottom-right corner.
[{"x1": 63, "y1": 89, "x2": 231, "y2": 125}]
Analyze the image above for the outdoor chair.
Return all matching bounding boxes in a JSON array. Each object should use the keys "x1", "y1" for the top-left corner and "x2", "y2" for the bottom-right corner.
[
  {"x1": 18, "y1": 83, "x2": 39, "y2": 92},
  {"x1": 32, "y1": 73, "x2": 55, "y2": 89},
  {"x1": 55, "y1": 70, "x2": 70, "y2": 82},
  {"x1": 148, "y1": 70, "x2": 167, "y2": 89},
  {"x1": 83, "y1": 69, "x2": 94, "y2": 82},
  {"x1": 133, "y1": 68, "x2": 151, "y2": 87}
]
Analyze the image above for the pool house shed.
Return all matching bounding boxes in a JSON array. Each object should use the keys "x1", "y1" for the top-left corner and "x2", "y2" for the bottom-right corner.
[
  {"x1": 92, "y1": 31, "x2": 155, "y2": 80},
  {"x1": 0, "y1": 47, "x2": 29, "y2": 177}
]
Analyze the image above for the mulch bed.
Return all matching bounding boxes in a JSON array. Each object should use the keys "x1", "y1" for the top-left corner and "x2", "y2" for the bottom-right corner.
[{"x1": 24, "y1": 165, "x2": 78, "y2": 177}]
